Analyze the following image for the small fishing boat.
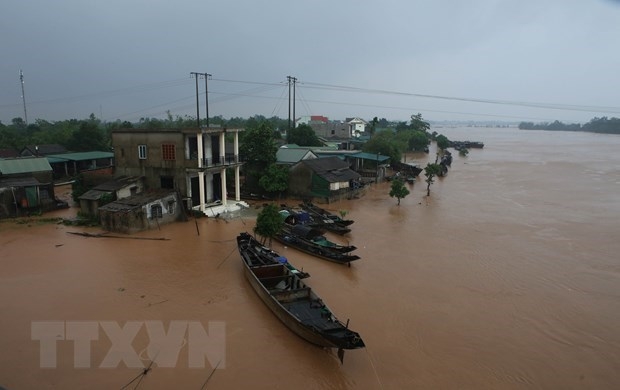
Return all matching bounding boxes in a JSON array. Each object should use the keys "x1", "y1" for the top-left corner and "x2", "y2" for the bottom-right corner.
[
  {"x1": 280, "y1": 207, "x2": 351, "y2": 235},
  {"x1": 299, "y1": 202, "x2": 354, "y2": 227},
  {"x1": 273, "y1": 225, "x2": 361, "y2": 265},
  {"x1": 237, "y1": 233, "x2": 365, "y2": 362}
]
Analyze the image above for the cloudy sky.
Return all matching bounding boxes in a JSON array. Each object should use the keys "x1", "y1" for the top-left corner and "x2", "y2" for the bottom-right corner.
[{"x1": 2, "y1": 0, "x2": 620, "y2": 125}]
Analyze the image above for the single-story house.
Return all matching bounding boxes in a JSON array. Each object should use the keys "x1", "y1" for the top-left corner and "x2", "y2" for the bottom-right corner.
[
  {"x1": 288, "y1": 156, "x2": 361, "y2": 201},
  {"x1": 78, "y1": 176, "x2": 145, "y2": 217},
  {"x1": 0, "y1": 157, "x2": 59, "y2": 218},
  {"x1": 98, "y1": 190, "x2": 185, "y2": 234}
]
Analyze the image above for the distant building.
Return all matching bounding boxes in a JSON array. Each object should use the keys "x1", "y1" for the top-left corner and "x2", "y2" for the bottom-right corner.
[{"x1": 297, "y1": 116, "x2": 368, "y2": 139}]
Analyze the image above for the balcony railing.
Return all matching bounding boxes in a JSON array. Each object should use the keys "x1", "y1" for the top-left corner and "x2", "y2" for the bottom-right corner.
[{"x1": 200, "y1": 154, "x2": 244, "y2": 168}]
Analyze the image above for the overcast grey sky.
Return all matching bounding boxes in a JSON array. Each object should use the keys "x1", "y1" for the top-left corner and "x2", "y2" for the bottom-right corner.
[{"x1": 2, "y1": 0, "x2": 620, "y2": 125}]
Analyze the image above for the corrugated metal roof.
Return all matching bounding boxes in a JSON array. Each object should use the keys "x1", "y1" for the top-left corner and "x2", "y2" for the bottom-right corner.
[
  {"x1": 79, "y1": 189, "x2": 111, "y2": 201},
  {"x1": 46, "y1": 151, "x2": 114, "y2": 161},
  {"x1": 276, "y1": 148, "x2": 317, "y2": 164},
  {"x1": 0, "y1": 177, "x2": 42, "y2": 187},
  {"x1": 98, "y1": 190, "x2": 176, "y2": 213},
  {"x1": 0, "y1": 157, "x2": 52, "y2": 175},
  {"x1": 350, "y1": 152, "x2": 390, "y2": 162}
]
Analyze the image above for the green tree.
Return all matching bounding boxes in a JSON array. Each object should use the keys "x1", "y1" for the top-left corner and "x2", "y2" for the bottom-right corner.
[
  {"x1": 259, "y1": 163, "x2": 289, "y2": 198},
  {"x1": 369, "y1": 116, "x2": 378, "y2": 136},
  {"x1": 287, "y1": 124, "x2": 322, "y2": 146},
  {"x1": 436, "y1": 134, "x2": 450, "y2": 151},
  {"x1": 67, "y1": 120, "x2": 108, "y2": 151},
  {"x1": 254, "y1": 203, "x2": 283, "y2": 245},
  {"x1": 424, "y1": 163, "x2": 442, "y2": 197},
  {"x1": 362, "y1": 130, "x2": 400, "y2": 165},
  {"x1": 240, "y1": 121, "x2": 278, "y2": 192},
  {"x1": 459, "y1": 148, "x2": 469, "y2": 157},
  {"x1": 408, "y1": 130, "x2": 430, "y2": 152},
  {"x1": 389, "y1": 178, "x2": 410, "y2": 205},
  {"x1": 410, "y1": 113, "x2": 430, "y2": 132}
]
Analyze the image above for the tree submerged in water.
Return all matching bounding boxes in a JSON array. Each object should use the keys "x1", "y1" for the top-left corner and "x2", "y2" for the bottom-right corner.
[
  {"x1": 424, "y1": 163, "x2": 442, "y2": 197},
  {"x1": 254, "y1": 203, "x2": 283, "y2": 245},
  {"x1": 389, "y1": 178, "x2": 410, "y2": 205}
]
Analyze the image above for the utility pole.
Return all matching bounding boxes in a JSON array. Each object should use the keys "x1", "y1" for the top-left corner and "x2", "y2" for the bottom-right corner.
[
  {"x1": 20, "y1": 69, "x2": 28, "y2": 125},
  {"x1": 190, "y1": 72, "x2": 212, "y2": 128},
  {"x1": 287, "y1": 75, "x2": 297, "y2": 134}
]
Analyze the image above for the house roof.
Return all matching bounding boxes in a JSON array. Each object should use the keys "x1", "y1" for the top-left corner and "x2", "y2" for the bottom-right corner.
[
  {"x1": 0, "y1": 177, "x2": 43, "y2": 188},
  {"x1": 98, "y1": 190, "x2": 177, "y2": 213},
  {"x1": 79, "y1": 189, "x2": 111, "y2": 201},
  {"x1": 94, "y1": 176, "x2": 142, "y2": 191},
  {"x1": 79, "y1": 176, "x2": 143, "y2": 200},
  {"x1": 301, "y1": 156, "x2": 360, "y2": 183},
  {"x1": 0, "y1": 148, "x2": 20, "y2": 158},
  {"x1": 0, "y1": 157, "x2": 52, "y2": 175},
  {"x1": 350, "y1": 152, "x2": 391, "y2": 162},
  {"x1": 46, "y1": 151, "x2": 114, "y2": 162},
  {"x1": 21, "y1": 144, "x2": 67, "y2": 156},
  {"x1": 276, "y1": 148, "x2": 317, "y2": 164}
]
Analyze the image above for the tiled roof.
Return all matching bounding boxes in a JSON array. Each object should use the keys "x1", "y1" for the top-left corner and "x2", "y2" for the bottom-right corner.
[{"x1": 301, "y1": 156, "x2": 360, "y2": 183}]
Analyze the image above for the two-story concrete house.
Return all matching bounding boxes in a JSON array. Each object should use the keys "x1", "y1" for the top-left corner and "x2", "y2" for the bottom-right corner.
[{"x1": 111, "y1": 127, "x2": 245, "y2": 215}]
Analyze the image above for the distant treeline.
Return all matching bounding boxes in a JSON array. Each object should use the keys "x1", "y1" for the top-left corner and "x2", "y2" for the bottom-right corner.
[{"x1": 518, "y1": 117, "x2": 620, "y2": 134}]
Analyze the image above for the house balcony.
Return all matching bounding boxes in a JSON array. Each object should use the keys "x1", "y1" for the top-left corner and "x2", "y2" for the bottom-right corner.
[{"x1": 196, "y1": 153, "x2": 245, "y2": 171}]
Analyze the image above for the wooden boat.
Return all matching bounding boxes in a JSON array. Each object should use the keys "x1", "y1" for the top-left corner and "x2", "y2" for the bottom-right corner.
[
  {"x1": 299, "y1": 202, "x2": 354, "y2": 227},
  {"x1": 237, "y1": 233, "x2": 365, "y2": 361},
  {"x1": 285, "y1": 224, "x2": 357, "y2": 253},
  {"x1": 280, "y1": 207, "x2": 351, "y2": 236},
  {"x1": 236, "y1": 232, "x2": 309, "y2": 278},
  {"x1": 273, "y1": 225, "x2": 361, "y2": 265}
]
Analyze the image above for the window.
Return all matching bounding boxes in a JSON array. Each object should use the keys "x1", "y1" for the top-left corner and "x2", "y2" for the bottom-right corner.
[
  {"x1": 162, "y1": 144, "x2": 176, "y2": 161},
  {"x1": 160, "y1": 176, "x2": 174, "y2": 189},
  {"x1": 168, "y1": 200, "x2": 176, "y2": 214},
  {"x1": 150, "y1": 204, "x2": 163, "y2": 219},
  {"x1": 138, "y1": 145, "x2": 147, "y2": 159}
]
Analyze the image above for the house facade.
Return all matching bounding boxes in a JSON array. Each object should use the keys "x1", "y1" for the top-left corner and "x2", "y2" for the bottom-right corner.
[
  {"x1": 98, "y1": 190, "x2": 184, "y2": 233},
  {"x1": 111, "y1": 127, "x2": 244, "y2": 215}
]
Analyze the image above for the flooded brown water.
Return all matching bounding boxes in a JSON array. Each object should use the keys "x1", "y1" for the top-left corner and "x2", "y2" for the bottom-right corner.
[{"x1": 1, "y1": 127, "x2": 620, "y2": 389}]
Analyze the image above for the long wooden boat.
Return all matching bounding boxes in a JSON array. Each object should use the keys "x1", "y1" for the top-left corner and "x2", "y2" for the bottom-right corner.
[
  {"x1": 273, "y1": 225, "x2": 361, "y2": 265},
  {"x1": 237, "y1": 232, "x2": 309, "y2": 278},
  {"x1": 237, "y1": 233, "x2": 365, "y2": 361},
  {"x1": 299, "y1": 202, "x2": 354, "y2": 227}
]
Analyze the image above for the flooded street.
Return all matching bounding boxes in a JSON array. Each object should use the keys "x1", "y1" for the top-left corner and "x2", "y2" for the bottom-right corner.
[{"x1": 1, "y1": 127, "x2": 620, "y2": 389}]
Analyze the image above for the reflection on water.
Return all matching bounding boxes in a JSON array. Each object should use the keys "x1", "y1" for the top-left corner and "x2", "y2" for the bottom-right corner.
[{"x1": 1, "y1": 127, "x2": 620, "y2": 389}]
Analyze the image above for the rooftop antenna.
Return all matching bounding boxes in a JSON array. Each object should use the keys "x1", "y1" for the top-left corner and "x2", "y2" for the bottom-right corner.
[{"x1": 20, "y1": 69, "x2": 28, "y2": 125}]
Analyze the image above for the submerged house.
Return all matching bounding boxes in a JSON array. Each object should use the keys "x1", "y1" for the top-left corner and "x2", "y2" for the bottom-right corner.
[
  {"x1": 78, "y1": 176, "x2": 145, "y2": 217},
  {"x1": 288, "y1": 156, "x2": 362, "y2": 202},
  {"x1": 0, "y1": 157, "x2": 59, "y2": 218},
  {"x1": 98, "y1": 190, "x2": 184, "y2": 234},
  {"x1": 111, "y1": 127, "x2": 246, "y2": 216}
]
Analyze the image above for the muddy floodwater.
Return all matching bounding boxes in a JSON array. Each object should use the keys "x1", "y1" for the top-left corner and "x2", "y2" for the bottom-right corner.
[{"x1": 1, "y1": 127, "x2": 620, "y2": 389}]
